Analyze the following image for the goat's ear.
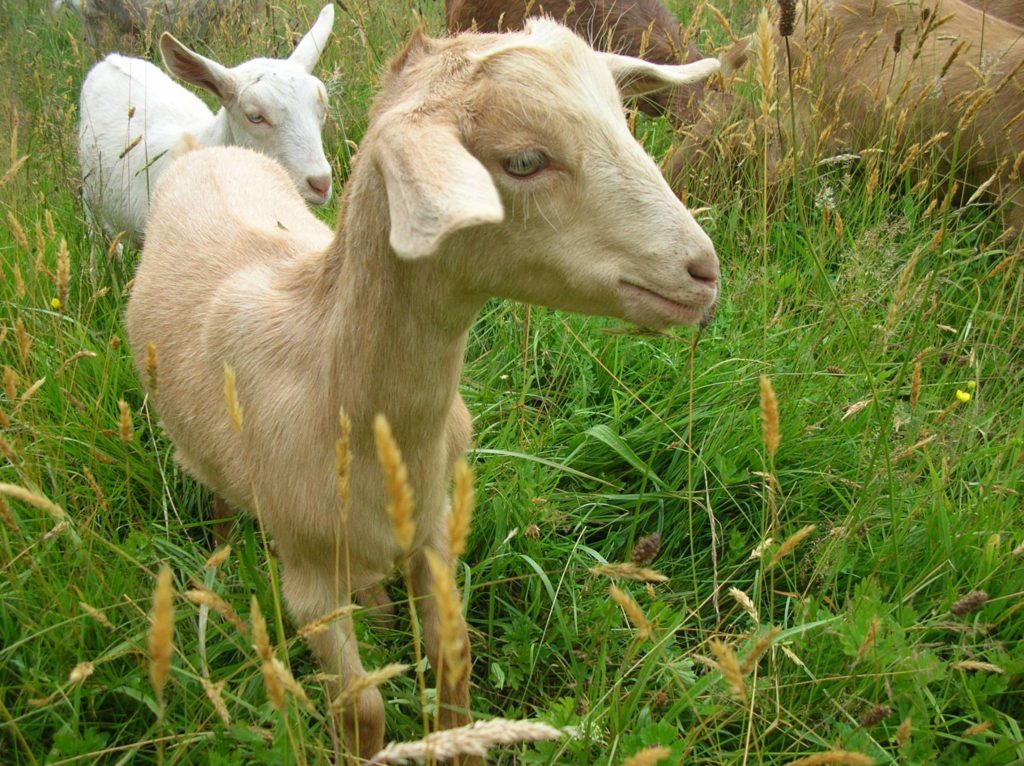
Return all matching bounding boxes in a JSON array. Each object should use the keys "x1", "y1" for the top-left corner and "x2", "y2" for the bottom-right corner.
[
  {"x1": 376, "y1": 121, "x2": 504, "y2": 259},
  {"x1": 289, "y1": 4, "x2": 334, "y2": 73},
  {"x1": 598, "y1": 53, "x2": 720, "y2": 98},
  {"x1": 160, "y1": 34, "x2": 236, "y2": 102}
]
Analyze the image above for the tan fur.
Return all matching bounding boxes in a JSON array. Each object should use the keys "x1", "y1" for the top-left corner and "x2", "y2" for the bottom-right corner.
[{"x1": 126, "y1": 21, "x2": 719, "y2": 762}]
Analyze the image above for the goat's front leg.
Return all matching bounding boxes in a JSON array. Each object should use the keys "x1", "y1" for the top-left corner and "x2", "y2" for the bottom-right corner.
[
  {"x1": 409, "y1": 547, "x2": 481, "y2": 766},
  {"x1": 280, "y1": 560, "x2": 384, "y2": 764}
]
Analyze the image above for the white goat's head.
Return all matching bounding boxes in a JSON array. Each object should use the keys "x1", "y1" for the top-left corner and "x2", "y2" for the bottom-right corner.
[
  {"x1": 160, "y1": 4, "x2": 335, "y2": 205},
  {"x1": 370, "y1": 19, "x2": 720, "y2": 329}
]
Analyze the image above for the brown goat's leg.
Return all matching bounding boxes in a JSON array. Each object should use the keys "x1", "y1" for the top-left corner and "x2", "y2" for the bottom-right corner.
[
  {"x1": 281, "y1": 561, "x2": 384, "y2": 763},
  {"x1": 409, "y1": 548, "x2": 481, "y2": 766}
]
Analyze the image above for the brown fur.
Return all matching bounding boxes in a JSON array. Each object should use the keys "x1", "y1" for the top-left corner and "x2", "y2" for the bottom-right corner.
[
  {"x1": 446, "y1": 0, "x2": 708, "y2": 122},
  {"x1": 964, "y1": 0, "x2": 1024, "y2": 27},
  {"x1": 127, "y1": 20, "x2": 718, "y2": 762}
]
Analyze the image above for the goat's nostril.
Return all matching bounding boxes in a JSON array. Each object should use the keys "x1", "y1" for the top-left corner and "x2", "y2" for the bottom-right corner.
[
  {"x1": 307, "y1": 176, "x2": 331, "y2": 197},
  {"x1": 687, "y1": 257, "x2": 720, "y2": 286}
]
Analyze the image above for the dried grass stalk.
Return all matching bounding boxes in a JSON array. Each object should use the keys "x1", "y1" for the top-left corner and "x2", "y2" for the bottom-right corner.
[
  {"x1": 709, "y1": 638, "x2": 746, "y2": 702},
  {"x1": 591, "y1": 563, "x2": 669, "y2": 583},
  {"x1": 0, "y1": 483, "x2": 67, "y2": 520},
  {"x1": 367, "y1": 718, "x2": 563, "y2": 763},
  {"x1": 622, "y1": 745, "x2": 672, "y2": 766},
  {"x1": 374, "y1": 414, "x2": 415, "y2": 552},
  {"x1": 729, "y1": 587, "x2": 759, "y2": 624},
  {"x1": 448, "y1": 459, "x2": 474, "y2": 559},
  {"x1": 148, "y1": 566, "x2": 175, "y2": 708},
  {"x1": 609, "y1": 584, "x2": 652, "y2": 640},
  {"x1": 741, "y1": 626, "x2": 781, "y2": 673},
  {"x1": 185, "y1": 588, "x2": 247, "y2": 634},
  {"x1": 782, "y1": 752, "x2": 874, "y2": 766},
  {"x1": 297, "y1": 604, "x2": 358, "y2": 639},
  {"x1": 332, "y1": 663, "x2": 409, "y2": 709},
  {"x1": 759, "y1": 376, "x2": 780, "y2": 459},
  {"x1": 770, "y1": 524, "x2": 816, "y2": 566},
  {"x1": 425, "y1": 548, "x2": 468, "y2": 689},
  {"x1": 223, "y1": 363, "x2": 243, "y2": 431},
  {"x1": 201, "y1": 677, "x2": 230, "y2": 725}
]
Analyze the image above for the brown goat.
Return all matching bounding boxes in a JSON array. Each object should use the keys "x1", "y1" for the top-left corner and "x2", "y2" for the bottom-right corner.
[
  {"x1": 446, "y1": 0, "x2": 710, "y2": 123},
  {"x1": 964, "y1": 0, "x2": 1024, "y2": 27}
]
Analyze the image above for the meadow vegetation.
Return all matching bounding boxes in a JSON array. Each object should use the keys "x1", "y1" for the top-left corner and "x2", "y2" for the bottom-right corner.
[{"x1": 1, "y1": 0, "x2": 1022, "y2": 763}]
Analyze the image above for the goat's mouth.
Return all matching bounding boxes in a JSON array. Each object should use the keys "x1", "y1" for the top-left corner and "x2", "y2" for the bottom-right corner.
[{"x1": 618, "y1": 279, "x2": 716, "y2": 329}]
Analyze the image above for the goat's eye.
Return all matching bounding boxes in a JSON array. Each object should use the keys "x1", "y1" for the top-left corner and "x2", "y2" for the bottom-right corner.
[
  {"x1": 247, "y1": 113, "x2": 266, "y2": 125},
  {"x1": 502, "y1": 149, "x2": 548, "y2": 178}
]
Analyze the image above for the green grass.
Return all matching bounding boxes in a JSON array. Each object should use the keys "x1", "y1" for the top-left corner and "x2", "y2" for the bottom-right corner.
[{"x1": 2, "y1": 0, "x2": 1023, "y2": 763}]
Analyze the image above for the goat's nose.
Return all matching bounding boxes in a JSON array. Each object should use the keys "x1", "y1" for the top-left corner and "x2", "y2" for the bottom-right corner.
[
  {"x1": 307, "y1": 175, "x2": 331, "y2": 198},
  {"x1": 686, "y1": 248, "x2": 720, "y2": 287}
]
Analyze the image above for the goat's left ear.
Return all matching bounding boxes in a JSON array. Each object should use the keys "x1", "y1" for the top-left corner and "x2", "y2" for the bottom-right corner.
[
  {"x1": 598, "y1": 53, "x2": 720, "y2": 98},
  {"x1": 289, "y1": 3, "x2": 335, "y2": 73},
  {"x1": 375, "y1": 120, "x2": 504, "y2": 259}
]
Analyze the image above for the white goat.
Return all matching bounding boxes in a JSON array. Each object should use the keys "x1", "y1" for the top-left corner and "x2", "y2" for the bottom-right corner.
[
  {"x1": 126, "y1": 20, "x2": 719, "y2": 761},
  {"x1": 77, "y1": 3, "x2": 334, "y2": 245}
]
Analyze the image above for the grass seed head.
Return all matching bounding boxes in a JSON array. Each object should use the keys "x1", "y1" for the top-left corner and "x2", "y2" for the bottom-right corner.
[
  {"x1": 425, "y1": 548, "x2": 468, "y2": 689},
  {"x1": 759, "y1": 376, "x2": 780, "y2": 459},
  {"x1": 79, "y1": 601, "x2": 114, "y2": 629},
  {"x1": 622, "y1": 745, "x2": 673, "y2": 766},
  {"x1": 951, "y1": 590, "x2": 988, "y2": 616},
  {"x1": 951, "y1": 660, "x2": 1004, "y2": 673},
  {"x1": 449, "y1": 459, "x2": 474, "y2": 559},
  {"x1": 783, "y1": 752, "x2": 874, "y2": 766},
  {"x1": 55, "y1": 238, "x2": 69, "y2": 311},
  {"x1": 709, "y1": 638, "x2": 747, "y2": 703},
  {"x1": 201, "y1": 677, "x2": 230, "y2": 725},
  {"x1": 204, "y1": 545, "x2": 231, "y2": 570},
  {"x1": 729, "y1": 587, "x2": 760, "y2": 624},
  {"x1": 741, "y1": 626, "x2": 781, "y2": 673},
  {"x1": 777, "y1": 0, "x2": 796, "y2": 37},
  {"x1": 68, "y1": 661, "x2": 95, "y2": 685},
  {"x1": 2, "y1": 367, "x2": 16, "y2": 401},
  {"x1": 592, "y1": 563, "x2": 669, "y2": 583},
  {"x1": 859, "y1": 704, "x2": 892, "y2": 727},
  {"x1": 148, "y1": 566, "x2": 175, "y2": 708},
  {"x1": 145, "y1": 343, "x2": 158, "y2": 394},
  {"x1": 297, "y1": 604, "x2": 358, "y2": 639},
  {"x1": 15, "y1": 319, "x2": 31, "y2": 367},
  {"x1": 336, "y1": 407, "x2": 352, "y2": 519},
  {"x1": 854, "y1": 616, "x2": 880, "y2": 664},
  {"x1": 7, "y1": 211, "x2": 28, "y2": 252},
  {"x1": 250, "y1": 595, "x2": 272, "y2": 662},
  {"x1": 118, "y1": 400, "x2": 133, "y2": 443},
  {"x1": 963, "y1": 721, "x2": 991, "y2": 737},
  {"x1": 631, "y1": 532, "x2": 662, "y2": 565},
  {"x1": 610, "y1": 584, "x2": 652, "y2": 640},
  {"x1": 896, "y1": 717, "x2": 912, "y2": 746},
  {"x1": 185, "y1": 588, "x2": 247, "y2": 634},
  {"x1": 910, "y1": 361, "x2": 922, "y2": 409},
  {"x1": 756, "y1": 9, "x2": 777, "y2": 120},
  {"x1": 332, "y1": 663, "x2": 409, "y2": 710},
  {"x1": 770, "y1": 524, "x2": 816, "y2": 566},
  {"x1": 368, "y1": 718, "x2": 563, "y2": 763},
  {"x1": 0, "y1": 483, "x2": 67, "y2": 520},
  {"x1": 373, "y1": 414, "x2": 415, "y2": 552}
]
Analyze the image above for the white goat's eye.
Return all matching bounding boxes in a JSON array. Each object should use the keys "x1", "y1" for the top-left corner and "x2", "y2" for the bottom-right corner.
[
  {"x1": 502, "y1": 149, "x2": 548, "y2": 178},
  {"x1": 247, "y1": 113, "x2": 266, "y2": 125}
]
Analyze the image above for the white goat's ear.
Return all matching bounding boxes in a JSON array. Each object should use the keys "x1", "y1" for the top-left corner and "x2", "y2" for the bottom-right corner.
[
  {"x1": 289, "y1": 4, "x2": 335, "y2": 73},
  {"x1": 160, "y1": 34, "x2": 236, "y2": 102},
  {"x1": 597, "y1": 53, "x2": 720, "y2": 98},
  {"x1": 376, "y1": 121, "x2": 503, "y2": 259}
]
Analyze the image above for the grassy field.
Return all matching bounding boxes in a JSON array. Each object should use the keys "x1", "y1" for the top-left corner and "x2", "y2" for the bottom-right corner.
[{"x1": 2, "y1": 0, "x2": 1023, "y2": 763}]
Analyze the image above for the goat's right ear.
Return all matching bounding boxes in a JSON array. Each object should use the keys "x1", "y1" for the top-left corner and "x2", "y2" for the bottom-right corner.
[
  {"x1": 160, "y1": 34, "x2": 236, "y2": 102},
  {"x1": 598, "y1": 52, "x2": 720, "y2": 98},
  {"x1": 375, "y1": 121, "x2": 503, "y2": 260}
]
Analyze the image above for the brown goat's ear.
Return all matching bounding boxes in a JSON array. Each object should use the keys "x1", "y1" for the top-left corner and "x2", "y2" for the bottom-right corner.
[
  {"x1": 598, "y1": 53, "x2": 720, "y2": 98},
  {"x1": 375, "y1": 119, "x2": 503, "y2": 259}
]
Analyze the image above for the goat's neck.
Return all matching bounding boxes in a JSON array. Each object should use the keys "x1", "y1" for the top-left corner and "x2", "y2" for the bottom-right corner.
[
  {"x1": 319, "y1": 176, "x2": 485, "y2": 451},
  {"x1": 197, "y1": 108, "x2": 233, "y2": 147}
]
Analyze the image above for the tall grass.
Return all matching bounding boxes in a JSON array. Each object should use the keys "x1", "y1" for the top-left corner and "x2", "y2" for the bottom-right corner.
[{"x1": 2, "y1": 0, "x2": 1023, "y2": 763}]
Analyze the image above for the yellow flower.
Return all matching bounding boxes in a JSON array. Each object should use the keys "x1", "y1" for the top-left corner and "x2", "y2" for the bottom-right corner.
[
  {"x1": 50, "y1": 297, "x2": 61, "y2": 309},
  {"x1": 956, "y1": 390, "x2": 971, "y2": 403}
]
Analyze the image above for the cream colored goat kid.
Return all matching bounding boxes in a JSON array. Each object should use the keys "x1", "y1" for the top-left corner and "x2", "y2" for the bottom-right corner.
[{"x1": 127, "y1": 20, "x2": 719, "y2": 761}]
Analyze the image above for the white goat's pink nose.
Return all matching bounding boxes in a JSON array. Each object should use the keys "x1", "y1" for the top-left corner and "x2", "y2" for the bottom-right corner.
[
  {"x1": 687, "y1": 250, "x2": 719, "y2": 286},
  {"x1": 307, "y1": 175, "x2": 331, "y2": 198}
]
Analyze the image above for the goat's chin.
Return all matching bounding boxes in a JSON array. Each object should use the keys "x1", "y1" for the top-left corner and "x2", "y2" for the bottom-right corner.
[{"x1": 617, "y1": 280, "x2": 714, "y2": 330}]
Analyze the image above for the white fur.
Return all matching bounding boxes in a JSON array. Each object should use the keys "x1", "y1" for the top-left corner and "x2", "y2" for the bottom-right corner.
[
  {"x1": 77, "y1": 3, "x2": 334, "y2": 245},
  {"x1": 126, "y1": 20, "x2": 719, "y2": 759}
]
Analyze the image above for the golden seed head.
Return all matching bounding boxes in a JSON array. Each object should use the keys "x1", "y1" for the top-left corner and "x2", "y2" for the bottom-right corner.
[
  {"x1": 118, "y1": 400, "x2": 133, "y2": 443},
  {"x1": 425, "y1": 548, "x2": 468, "y2": 690},
  {"x1": 708, "y1": 638, "x2": 746, "y2": 702},
  {"x1": 895, "y1": 717, "x2": 912, "y2": 747},
  {"x1": 622, "y1": 745, "x2": 673, "y2": 766},
  {"x1": 15, "y1": 319, "x2": 31, "y2": 367},
  {"x1": 332, "y1": 663, "x2": 410, "y2": 710},
  {"x1": 297, "y1": 604, "x2": 358, "y2": 639},
  {"x1": 13, "y1": 262, "x2": 25, "y2": 299},
  {"x1": 755, "y1": 9, "x2": 777, "y2": 120},
  {"x1": 7, "y1": 212, "x2": 28, "y2": 252},
  {"x1": 373, "y1": 414, "x2": 416, "y2": 552},
  {"x1": 0, "y1": 482, "x2": 67, "y2": 520},
  {"x1": 759, "y1": 376, "x2": 780, "y2": 459},
  {"x1": 335, "y1": 407, "x2": 352, "y2": 519},
  {"x1": 79, "y1": 601, "x2": 114, "y2": 630},
  {"x1": 1, "y1": 367, "x2": 14, "y2": 400},
  {"x1": 782, "y1": 752, "x2": 874, "y2": 766},
  {"x1": 741, "y1": 626, "x2": 782, "y2": 674},
  {"x1": 68, "y1": 661, "x2": 95, "y2": 685},
  {"x1": 148, "y1": 566, "x2": 175, "y2": 707},
  {"x1": 56, "y1": 238, "x2": 70, "y2": 311},
  {"x1": 223, "y1": 363, "x2": 243, "y2": 431},
  {"x1": 260, "y1": 660, "x2": 286, "y2": 711},
  {"x1": 145, "y1": 343, "x2": 158, "y2": 394},
  {"x1": 854, "y1": 616, "x2": 880, "y2": 664},
  {"x1": 609, "y1": 584, "x2": 652, "y2": 640},
  {"x1": 449, "y1": 459, "x2": 475, "y2": 559},
  {"x1": 185, "y1": 588, "x2": 247, "y2": 634},
  {"x1": 770, "y1": 524, "x2": 816, "y2": 566},
  {"x1": 250, "y1": 595, "x2": 272, "y2": 662},
  {"x1": 962, "y1": 721, "x2": 992, "y2": 738},
  {"x1": 728, "y1": 587, "x2": 760, "y2": 624},
  {"x1": 201, "y1": 677, "x2": 231, "y2": 725},
  {"x1": 367, "y1": 718, "x2": 562, "y2": 762},
  {"x1": 592, "y1": 563, "x2": 669, "y2": 583},
  {"x1": 910, "y1": 361, "x2": 922, "y2": 409},
  {"x1": 45, "y1": 209, "x2": 56, "y2": 239}
]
